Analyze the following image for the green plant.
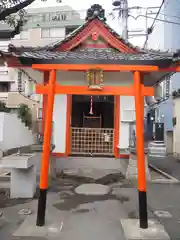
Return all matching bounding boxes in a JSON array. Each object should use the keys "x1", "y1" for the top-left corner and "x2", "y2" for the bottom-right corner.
[
  {"x1": 0, "y1": 101, "x2": 11, "y2": 113},
  {"x1": 17, "y1": 103, "x2": 32, "y2": 129}
]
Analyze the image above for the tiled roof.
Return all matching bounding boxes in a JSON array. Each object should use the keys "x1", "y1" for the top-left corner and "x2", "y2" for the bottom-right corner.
[{"x1": 17, "y1": 48, "x2": 175, "y2": 67}]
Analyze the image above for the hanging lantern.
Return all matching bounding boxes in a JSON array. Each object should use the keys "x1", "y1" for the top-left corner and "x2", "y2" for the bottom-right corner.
[
  {"x1": 89, "y1": 96, "x2": 93, "y2": 115},
  {"x1": 87, "y1": 69, "x2": 104, "y2": 90}
]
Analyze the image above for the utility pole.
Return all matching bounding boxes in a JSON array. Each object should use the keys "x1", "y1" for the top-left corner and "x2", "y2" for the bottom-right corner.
[
  {"x1": 112, "y1": 0, "x2": 129, "y2": 40},
  {"x1": 112, "y1": 1, "x2": 160, "y2": 43}
]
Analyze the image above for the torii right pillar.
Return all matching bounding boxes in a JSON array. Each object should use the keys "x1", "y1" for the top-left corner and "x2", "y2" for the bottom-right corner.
[{"x1": 134, "y1": 71, "x2": 148, "y2": 229}]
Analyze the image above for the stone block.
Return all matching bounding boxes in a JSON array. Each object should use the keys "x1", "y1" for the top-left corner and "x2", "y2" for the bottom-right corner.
[
  {"x1": 10, "y1": 165, "x2": 36, "y2": 198},
  {"x1": 121, "y1": 219, "x2": 170, "y2": 239},
  {"x1": 126, "y1": 154, "x2": 151, "y2": 180},
  {"x1": 2, "y1": 153, "x2": 35, "y2": 169}
]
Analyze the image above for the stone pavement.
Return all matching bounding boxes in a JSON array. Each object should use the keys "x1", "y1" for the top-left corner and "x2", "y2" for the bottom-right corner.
[
  {"x1": 147, "y1": 182, "x2": 180, "y2": 240},
  {"x1": 0, "y1": 168, "x2": 176, "y2": 240},
  {"x1": 148, "y1": 155, "x2": 180, "y2": 181}
]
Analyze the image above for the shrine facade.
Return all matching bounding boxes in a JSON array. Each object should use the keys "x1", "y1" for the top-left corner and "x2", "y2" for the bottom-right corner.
[{"x1": 2, "y1": 3, "x2": 180, "y2": 228}]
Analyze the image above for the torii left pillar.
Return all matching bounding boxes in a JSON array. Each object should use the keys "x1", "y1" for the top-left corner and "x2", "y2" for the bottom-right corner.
[
  {"x1": 36, "y1": 69, "x2": 56, "y2": 227},
  {"x1": 134, "y1": 71, "x2": 148, "y2": 229}
]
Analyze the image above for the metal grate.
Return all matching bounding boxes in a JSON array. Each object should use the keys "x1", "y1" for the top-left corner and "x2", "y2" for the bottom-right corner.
[{"x1": 71, "y1": 127, "x2": 114, "y2": 155}]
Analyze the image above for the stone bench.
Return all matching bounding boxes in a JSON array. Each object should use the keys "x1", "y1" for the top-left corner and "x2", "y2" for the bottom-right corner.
[{"x1": 1, "y1": 153, "x2": 37, "y2": 198}]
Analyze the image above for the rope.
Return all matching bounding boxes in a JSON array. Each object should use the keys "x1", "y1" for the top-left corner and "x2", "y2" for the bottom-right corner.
[{"x1": 89, "y1": 96, "x2": 93, "y2": 115}]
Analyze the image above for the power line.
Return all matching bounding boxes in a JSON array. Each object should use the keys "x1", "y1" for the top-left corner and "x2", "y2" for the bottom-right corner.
[
  {"x1": 149, "y1": 0, "x2": 165, "y2": 29},
  {"x1": 128, "y1": 13, "x2": 180, "y2": 38},
  {"x1": 155, "y1": 12, "x2": 180, "y2": 21},
  {"x1": 143, "y1": 0, "x2": 165, "y2": 47},
  {"x1": 163, "y1": 0, "x2": 170, "y2": 10},
  {"x1": 137, "y1": 14, "x2": 180, "y2": 26}
]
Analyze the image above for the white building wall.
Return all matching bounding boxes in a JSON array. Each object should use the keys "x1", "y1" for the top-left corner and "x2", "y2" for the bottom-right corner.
[
  {"x1": 53, "y1": 95, "x2": 67, "y2": 153},
  {"x1": 12, "y1": 27, "x2": 65, "y2": 47},
  {"x1": 0, "y1": 39, "x2": 11, "y2": 96},
  {"x1": 173, "y1": 98, "x2": 180, "y2": 155},
  {"x1": 119, "y1": 96, "x2": 135, "y2": 150},
  {"x1": 0, "y1": 112, "x2": 35, "y2": 151}
]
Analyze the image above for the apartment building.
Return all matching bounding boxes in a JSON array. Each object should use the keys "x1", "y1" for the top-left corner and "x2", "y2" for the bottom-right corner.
[{"x1": 0, "y1": 5, "x2": 85, "y2": 123}]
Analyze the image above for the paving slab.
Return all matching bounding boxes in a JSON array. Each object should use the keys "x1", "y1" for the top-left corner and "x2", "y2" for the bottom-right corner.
[
  {"x1": 154, "y1": 210, "x2": 172, "y2": 218},
  {"x1": 13, "y1": 197, "x2": 127, "y2": 240},
  {"x1": 13, "y1": 209, "x2": 66, "y2": 238},
  {"x1": 75, "y1": 183, "x2": 110, "y2": 195},
  {"x1": 64, "y1": 168, "x2": 119, "y2": 178},
  {"x1": 121, "y1": 219, "x2": 170, "y2": 239}
]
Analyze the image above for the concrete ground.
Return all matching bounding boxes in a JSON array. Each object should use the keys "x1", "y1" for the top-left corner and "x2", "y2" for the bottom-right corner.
[
  {"x1": 0, "y1": 156, "x2": 179, "y2": 240},
  {"x1": 147, "y1": 182, "x2": 180, "y2": 240},
  {"x1": 149, "y1": 155, "x2": 180, "y2": 180}
]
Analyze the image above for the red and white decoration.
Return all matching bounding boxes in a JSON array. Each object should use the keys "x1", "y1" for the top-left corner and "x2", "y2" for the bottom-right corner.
[{"x1": 89, "y1": 95, "x2": 93, "y2": 115}]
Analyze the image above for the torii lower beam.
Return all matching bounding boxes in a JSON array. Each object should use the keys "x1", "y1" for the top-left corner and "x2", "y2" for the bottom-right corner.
[{"x1": 36, "y1": 84, "x2": 154, "y2": 96}]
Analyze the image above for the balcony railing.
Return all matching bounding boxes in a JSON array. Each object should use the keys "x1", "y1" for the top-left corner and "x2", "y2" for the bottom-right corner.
[{"x1": 0, "y1": 92, "x2": 8, "y2": 103}]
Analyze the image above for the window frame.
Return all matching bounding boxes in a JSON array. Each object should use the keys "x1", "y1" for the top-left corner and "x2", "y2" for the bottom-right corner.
[{"x1": 41, "y1": 28, "x2": 50, "y2": 39}]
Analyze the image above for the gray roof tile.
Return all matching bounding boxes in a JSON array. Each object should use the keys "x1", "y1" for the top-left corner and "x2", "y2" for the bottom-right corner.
[{"x1": 18, "y1": 48, "x2": 173, "y2": 61}]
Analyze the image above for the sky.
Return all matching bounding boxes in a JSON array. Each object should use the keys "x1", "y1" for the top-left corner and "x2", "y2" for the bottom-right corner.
[{"x1": 28, "y1": 0, "x2": 163, "y2": 47}]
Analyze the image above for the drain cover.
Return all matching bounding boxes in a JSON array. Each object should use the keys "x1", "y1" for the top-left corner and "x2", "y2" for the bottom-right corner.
[
  {"x1": 75, "y1": 184, "x2": 110, "y2": 195},
  {"x1": 18, "y1": 208, "x2": 32, "y2": 215},
  {"x1": 154, "y1": 210, "x2": 172, "y2": 218}
]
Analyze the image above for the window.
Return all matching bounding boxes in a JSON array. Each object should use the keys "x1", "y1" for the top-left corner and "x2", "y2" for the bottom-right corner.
[
  {"x1": 61, "y1": 14, "x2": 67, "y2": 21},
  {"x1": 27, "y1": 15, "x2": 33, "y2": 23},
  {"x1": 37, "y1": 108, "x2": 42, "y2": 119},
  {"x1": 41, "y1": 28, "x2": 50, "y2": 38},
  {"x1": 13, "y1": 34, "x2": 20, "y2": 40},
  {"x1": 44, "y1": 13, "x2": 50, "y2": 21},
  {"x1": 17, "y1": 71, "x2": 23, "y2": 92},
  {"x1": 41, "y1": 28, "x2": 65, "y2": 38},
  {"x1": 172, "y1": 117, "x2": 177, "y2": 127},
  {"x1": 50, "y1": 28, "x2": 64, "y2": 38},
  {"x1": 162, "y1": 77, "x2": 170, "y2": 99},
  {"x1": 20, "y1": 30, "x2": 29, "y2": 40},
  {"x1": 51, "y1": 12, "x2": 67, "y2": 21},
  {"x1": 0, "y1": 82, "x2": 10, "y2": 92},
  {"x1": 65, "y1": 26, "x2": 79, "y2": 36},
  {"x1": 13, "y1": 30, "x2": 29, "y2": 40}
]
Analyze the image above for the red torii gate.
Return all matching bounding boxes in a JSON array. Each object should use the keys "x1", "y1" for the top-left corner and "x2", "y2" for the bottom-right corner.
[{"x1": 32, "y1": 63, "x2": 180, "y2": 229}]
